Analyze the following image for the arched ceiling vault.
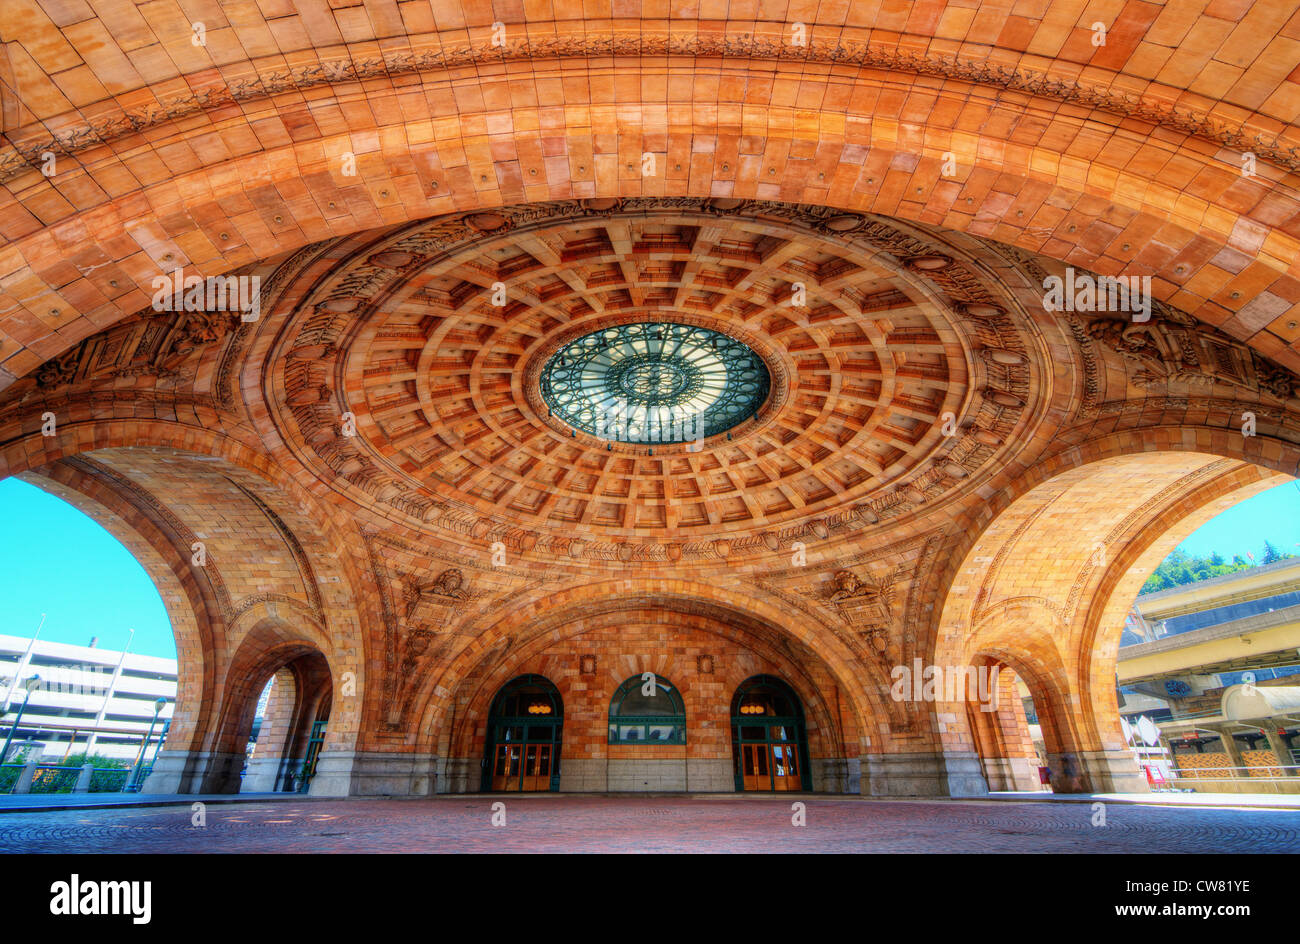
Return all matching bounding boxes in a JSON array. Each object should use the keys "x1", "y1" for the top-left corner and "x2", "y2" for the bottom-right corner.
[{"x1": 2, "y1": 10, "x2": 1300, "y2": 386}]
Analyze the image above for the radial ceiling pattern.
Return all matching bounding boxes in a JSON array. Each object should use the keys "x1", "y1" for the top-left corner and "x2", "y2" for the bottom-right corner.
[{"x1": 269, "y1": 198, "x2": 1038, "y2": 551}]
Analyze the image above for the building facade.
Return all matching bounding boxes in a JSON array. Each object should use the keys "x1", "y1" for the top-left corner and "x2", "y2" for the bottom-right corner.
[{"x1": 0, "y1": 634, "x2": 175, "y2": 763}]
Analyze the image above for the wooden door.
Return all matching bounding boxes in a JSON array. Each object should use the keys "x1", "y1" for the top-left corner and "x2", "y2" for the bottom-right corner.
[
  {"x1": 521, "y1": 743, "x2": 553, "y2": 791},
  {"x1": 492, "y1": 741, "x2": 557, "y2": 791},
  {"x1": 771, "y1": 744, "x2": 803, "y2": 791},
  {"x1": 491, "y1": 744, "x2": 522, "y2": 791},
  {"x1": 742, "y1": 743, "x2": 770, "y2": 790}
]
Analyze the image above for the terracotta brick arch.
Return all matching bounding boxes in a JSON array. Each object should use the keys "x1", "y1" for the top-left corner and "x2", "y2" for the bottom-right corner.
[
  {"x1": 0, "y1": 423, "x2": 375, "y2": 637},
  {"x1": 0, "y1": 424, "x2": 375, "y2": 788},
  {"x1": 429, "y1": 602, "x2": 859, "y2": 794},
  {"x1": 0, "y1": 420, "x2": 383, "y2": 656},
  {"x1": 962, "y1": 655, "x2": 1041, "y2": 793},
  {"x1": 1073, "y1": 463, "x2": 1289, "y2": 754},
  {"x1": 202, "y1": 616, "x2": 335, "y2": 794},
  {"x1": 962, "y1": 612, "x2": 1088, "y2": 793},
  {"x1": 3, "y1": 51, "x2": 1300, "y2": 388},
  {"x1": 930, "y1": 434, "x2": 1292, "y2": 792},
  {"x1": 926, "y1": 424, "x2": 1300, "y2": 665},
  {"x1": 436, "y1": 606, "x2": 849, "y2": 757},
  {"x1": 415, "y1": 576, "x2": 880, "y2": 753},
  {"x1": 219, "y1": 598, "x2": 349, "y2": 756},
  {"x1": 17, "y1": 459, "x2": 220, "y2": 765}
]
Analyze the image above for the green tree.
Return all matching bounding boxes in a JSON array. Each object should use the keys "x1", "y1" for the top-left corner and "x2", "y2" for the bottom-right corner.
[
  {"x1": 57, "y1": 751, "x2": 130, "y2": 769},
  {"x1": 1139, "y1": 547, "x2": 1259, "y2": 594}
]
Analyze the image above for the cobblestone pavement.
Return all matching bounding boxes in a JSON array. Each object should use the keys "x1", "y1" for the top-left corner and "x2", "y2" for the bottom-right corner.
[{"x1": 2, "y1": 794, "x2": 1299, "y2": 853}]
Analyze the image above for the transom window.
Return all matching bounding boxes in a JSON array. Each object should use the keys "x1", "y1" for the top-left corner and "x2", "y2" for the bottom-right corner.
[{"x1": 608, "y1": 674, "x2": 686, "y2": 744}]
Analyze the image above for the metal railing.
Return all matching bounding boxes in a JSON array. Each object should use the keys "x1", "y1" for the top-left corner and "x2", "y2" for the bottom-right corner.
[
  {"x1": 0, "y1": 763, "x2": 21, "y2": 793},
  {"x1": 1159, "y1": 763, "x2": 1300, "y2": 793},
  {"x1": 1, "y1": 762, "x2": 133, "y2": 795},
  {"x1": 90, "y1": 768, "x2": 131, "y2": 792},
  {"x1": 26, "y1": 765, "x2": 80, "y2": 793}
]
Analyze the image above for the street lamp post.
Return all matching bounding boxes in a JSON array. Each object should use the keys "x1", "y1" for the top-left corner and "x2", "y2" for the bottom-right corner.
[
  {"x1": 125, "y1": 697, "x2": 167, "y2": 793},
  {"x1": 0, "y1": 675, "x2": 42, "y2": 767}
]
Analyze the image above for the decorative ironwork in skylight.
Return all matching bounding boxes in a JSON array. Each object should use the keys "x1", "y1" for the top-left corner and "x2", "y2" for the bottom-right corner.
[{"x1": 540, "y1": 323, "x2": 769, "y2": 444}]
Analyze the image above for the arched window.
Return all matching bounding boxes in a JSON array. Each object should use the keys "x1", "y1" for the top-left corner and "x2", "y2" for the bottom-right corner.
[{"x1": 608, "y1": 674, "x2": 686, "y2": 744}]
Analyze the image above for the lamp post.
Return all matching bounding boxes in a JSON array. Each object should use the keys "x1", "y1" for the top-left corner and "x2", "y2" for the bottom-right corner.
[
  {"x1": 0, "y1": 675, "x2": 42, "y2": 767},
  {"x1": 125, "y1": 697, "x2": 167, "y2": 793}
]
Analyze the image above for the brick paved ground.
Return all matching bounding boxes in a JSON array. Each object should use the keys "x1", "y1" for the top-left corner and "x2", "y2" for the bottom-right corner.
[{"x1": 2, "y1": 795, "x2": 1298, "y2": 853}]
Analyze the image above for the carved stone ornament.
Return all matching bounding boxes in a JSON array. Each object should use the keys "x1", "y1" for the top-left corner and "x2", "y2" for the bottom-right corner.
[
  {"x1": 30, "y1": 308, "x2": 240, "y2": 391},
  {"x1": 402, "y1": 568, "x2": 471, "y2": 620},
  {"x1": 1086, "y1": 315, "x2": 1298, "y2": 399}
]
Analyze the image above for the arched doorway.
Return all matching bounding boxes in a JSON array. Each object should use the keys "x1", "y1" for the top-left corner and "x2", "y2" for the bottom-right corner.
[
  {"x1": 481, "y1": 675, "x2": 563, "y2": 792},
  {"x1": 220, "y1": 642, "x2": 332, "y2": 795},
  {"x1": 731, "y1": 676, "x2": 810, "y2": 792},
  {"x1": 963, "y1": 657, "x2": 1047, "y2": 793},
  {"x1": 293, "y1": 698, "x2": 330, "y2": 794}
]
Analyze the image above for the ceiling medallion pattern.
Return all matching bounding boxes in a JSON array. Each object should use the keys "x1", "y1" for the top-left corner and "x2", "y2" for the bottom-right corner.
[
  {"x1": 540, "y1": 323, "x2": 770, "y2": 444},
  {"x1": 270, "y1": 197, "x2": 1038, "y2": 554}
]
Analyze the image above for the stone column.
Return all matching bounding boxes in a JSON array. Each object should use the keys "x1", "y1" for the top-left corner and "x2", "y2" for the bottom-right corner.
[
  {"x1": 242, "y1": 670, "x2": 295, "y2": 792},
  {"x1": 1075, "y1": 750, "x2": 1148, "y2": 793},
  {"x1": 73, "y1": 763, "x2": 94, "y2": 793},
  {"x1": 14, "y1": 759, "x2": 38, "y2": 794},
  {"x1": 139, "y1": 749, "x2": 191, "y2": 793},
  {"x1": 1210, "y1": 726, "x2": 1247, "y2": 767},
  {"x1": 141, "y1": 749, "x2": 247, "y2": 794},
  {"x1": 1263, "y1": 727, "x2": 1294, "y2": 773},
  {"x1": 197, "y1": 752, "x2": 253, "y2": 793}
]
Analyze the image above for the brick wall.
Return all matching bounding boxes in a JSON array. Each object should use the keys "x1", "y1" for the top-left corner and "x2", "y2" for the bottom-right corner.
[
  {"x1": 966, "y1": 662, "x2": 1040, "y2": 791},
  {"x1": 442, "y1": 619, "x2": 850, "y2": 793}
]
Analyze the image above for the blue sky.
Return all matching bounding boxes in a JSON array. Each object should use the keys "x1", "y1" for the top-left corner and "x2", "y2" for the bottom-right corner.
[
  {"x1": 0, "y1": 475, "x2": 1297, "y2": 661},
  {"x1": 0, "y1": 479, "x2": 173, "y2": 658},
  {"x1": 1173, "y1": 479, "x2": 1300, "y2": 562}
]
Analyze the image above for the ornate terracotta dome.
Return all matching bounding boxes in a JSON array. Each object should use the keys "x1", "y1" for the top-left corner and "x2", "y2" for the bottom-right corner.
[{"x1": 249, "y1": 199, "x2": 1057, "y2": 561}]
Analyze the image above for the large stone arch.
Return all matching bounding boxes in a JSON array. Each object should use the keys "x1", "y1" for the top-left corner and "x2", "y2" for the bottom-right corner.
[
  {"x1": 401, "y1": 579, "x2": 878, "y2": 794},
  {"x1": 965, "y1": 622, "x2": 1084, "y2": 792},
  {"x1": 930, "y1": 434, "x2": 1292, "y2": 792},
  {"x1": 423, "y1": 579, "x2": 878, "y2": 733},
  {"x1": 16, "y1": 459, "x2": 221, "y2": 777},
  {"x1": 0, "y1": 428, "x2": 375, "y2": 792},
  {"x1": 430, "y1": 603, "x2": 858, "y2": 794},
  {"x1": 2, "y1": 44, "x2": 1299, "y2": 386},
  {"x1": 203, "y1": 614, "x2": 336, "y2": 794}
]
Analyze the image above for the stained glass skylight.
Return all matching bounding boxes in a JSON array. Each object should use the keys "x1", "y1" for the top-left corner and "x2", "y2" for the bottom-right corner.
[{"x1": 539, "y1": 322, "x2": 770, "y2": 444}]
